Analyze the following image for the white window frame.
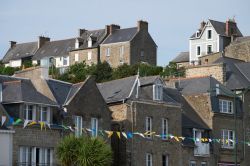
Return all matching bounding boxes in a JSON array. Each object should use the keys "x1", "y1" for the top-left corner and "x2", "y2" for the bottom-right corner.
[
  {"x1": 74, "y1": 116, "x2": 83, "y2": 137},
  {"x1": 88, "y1": 38, "x2": 92, "y2": 48},
  {"x1": 145, "y1": 117, "x2": 152, "y2": 138},
  {"x1": 75, "y1": 53, "x2": 79, "y2": 62},
  {"x1": 219, "y1": 99, "x2": 233, "y2": 114},
  {"x1": 106, "y1": 48, "x2": 110, "y2": 57},
  {"x1": 63, "y1": 57, "x2": 68, "y2": 66},
  {"x1": 196, "y1": 45, "x2": 201, "y2": 56},
  {"x1": 193, "y1": 128, "x2": 202, "y2": 145},
  {"x1": 88, "y1": 51, "x2": 92, "y2": 61},
  {"x1": 140, "y1": 50, "x2": 144, "y2": 57},
  {"x1": 162, "y1": 118, "x2": 168, "y2": 140},
  {"x1": 24, "y1": 104, "x2": 36, "y2": 121},
  {"x1": 119, "y1": 46, "x2": 124, "y2": 64},
  {"x1": 162, "y1": 154, "x2": 169, "y2": 166},
  {"x1": 207, "y1": 29, "x2": 212, "y2": 40},
  {"x1": 0, "y1": 83, "x2": 2, "y2": 102},
  {"x1": 221, "y1": 129, "x2": 235, "y2": 149},
  {"x1": 201, "y1": 161, "x2": 207, "y2": 166},
  {"x1": 206, "y1": 44, "x2": 212, "y2": 54},
  {"x1": 39, "y1": 106, "x2": 51, "y2": 124},
  {"x1": 153, "y1": 84, "x2": 163, "y2": 101},
  {"x1": 190, "y1": 160, "x2": 197, "y2": 166},
  {"x1": 146, "y1": 153, "x2": 152, "y2": 166},
  {"x1": 91, "y1": 118, "x2": 98, "y2": 137}
]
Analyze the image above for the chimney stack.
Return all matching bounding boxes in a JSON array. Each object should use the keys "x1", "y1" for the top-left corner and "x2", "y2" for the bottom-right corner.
[
  {"x1": 137, "y1": 20, "x2": 148, "y2": 32},
  {"x1": 38, "y1": 36, "x2": 50, "y2": 48},
  {"x1": 200, "y1": 21, "x2": 206, "y2": 30},
  {"x1": 78, "y1": 29, "x2": 87, "y2": 37},
  {"x1": 105, "y1": 25, "x2": 110, "y2": 35},
  {"x1": 226, "y1": 19, "x2": 237, "y2": 36},
  {"x1": 10, "y1": 41, "x2": 17, "y2": 48},
  {"x1": 109, "y1": 24, "x2": 120, "y2": 34}
]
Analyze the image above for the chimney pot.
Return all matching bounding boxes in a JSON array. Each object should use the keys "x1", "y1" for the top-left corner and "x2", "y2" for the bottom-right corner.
[
  {"x1": 10, "y1": 41, "x2": 17, "y2": 48},
  {"x1": 78, "y1": 29, "x2": 86, "y2": 37},
  {"x1": 38, "y1": 36, "x2": 50, "y2": 48},
  {"x1": 109, "y1": 24, "x2": 120, "y2": 34},
  {"x1": 226, "y1": 19, "x2": 237, "y2": 36},
  {"x1": 137, "y1": 20, "x2": 148, "y2": 32}
]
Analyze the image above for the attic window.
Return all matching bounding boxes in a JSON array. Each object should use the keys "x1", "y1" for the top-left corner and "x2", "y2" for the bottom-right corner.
[
  {"x1": 153, "y1": 83, "x2": 163, "y2": 101},
  {"x1": 196, "y1": 31, "x2": 200, "y2": 37},
  {"x1": 88, "y1": 37, "x2": 92, "y2": 47}
]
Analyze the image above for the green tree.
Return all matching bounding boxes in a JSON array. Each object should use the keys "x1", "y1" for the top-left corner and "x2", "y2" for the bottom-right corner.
[
  {"x1": 161, "y1": 62, "x2": 185, "y2": 78},
  {"x1": 91, "y1": 61, "x2": 113, "y2": 83},
  {"x1": 56, "y1": 135, "x2": 113, "y2": 166},
  {"x1": 112, "y1": 63, "x2": 136, "y2": 79}
]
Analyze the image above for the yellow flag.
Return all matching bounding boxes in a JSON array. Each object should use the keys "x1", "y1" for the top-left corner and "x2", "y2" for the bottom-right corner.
[
  {"x1": 174, "y1": 136, "x2": 180, "y2": 142},
  {"x1": 28, "y1": 121, "x2": 36, "y2": 126},
  {"x1": 117, "y1": 132, "x2": 121, "y2": 139},
  {"x1": 105, "y1": 131, "x2": 113, "y2": 138},
  {"x1": 122, "y1": 132, "x2": 127, "y2": 139},
  {"x1": 40, "y1": 122, "x2": 44, "y2": 130}
]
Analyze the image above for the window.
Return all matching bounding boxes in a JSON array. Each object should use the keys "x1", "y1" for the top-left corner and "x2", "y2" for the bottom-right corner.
[
  {"x1": 88, "y1": 39, "x2": 92, "y2": 47},
  {"x1": 153, "y1": 84, "x2": 163, "y2": 101},
  {"x1": 106, "y1": 48, "x2": 110, "y2": 56},
  {"x1": 145, "y1": 117, "x2": 152, "y2": 138},
  {"x1": 0, "y1": 83, "x2": 2, "y2": 102},
  {"x1": 120, "y1": 46, "x2": 124, "y2": 64},
  {"x1": 88, "y1": 51, "x2": 92, "y2": 61},
  {"x1": 190, "y1": 161, "x2": 196, "y2": 166},
  {"x1": 221, "y1": 129, "x2": 235, "y2": 148},
  {"x1": 74, "y1": 116, "x2": 82, "y2": 137},
  {"x1": 75, "y1": 53, "x2": 79, "y2": 62},
  {"x1": 207, "y1": 30, "x2": 212, "y2": 39},
  {"x1": 201, "y1": 161, "x2": 207, "y2": 166},
  {"x1": 219, "y1": 99, "x2": 233, "y2": 114},
  {"x1": 91, "y1": 118, "x2": 98, "y2": 137},
  {"x1": 196, "y1": 46, "x2": 201, "y2": 56},
  {"x1": 193, "y1": 129, "x2": 202, "y2": 145},
  {"x1": 140, "y1": 50, "x2": 144, "y2": 56},
  {"x1": 75, "y1": 41, "x2": 79, "y2": 49},
  {"x1": 207, "y1": 45, "x2": 212, "y2": 54},
  {"x1": 162, "y1": 119, "x2": 168, "y2": 140},
  {"x1": 63, "y1": 57, "x2": 68, "y2": 66},
  {"x1": 162, "y1": 155, "x2": 168, "y2": 166},
  {"x1": 39, "y1": 106, "x2": 50, "y2": 123},
  {"x1": 146, "y1": 153, "x2": 152, "y2": 166},
  {"x1": 24, "y1": 104, "x2": 36, "y2": 121},
  {"x1": 19, "y1": 146, "x2": 53, "y2": 165}
]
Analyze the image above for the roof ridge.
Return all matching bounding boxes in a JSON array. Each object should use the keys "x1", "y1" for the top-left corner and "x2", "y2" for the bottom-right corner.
[
  {"x1": 47, "y1": 78, "x2": 73, "y2": 85},
  {"x1": 98, "y1": 75, "x2": 137, "y2": 85}
]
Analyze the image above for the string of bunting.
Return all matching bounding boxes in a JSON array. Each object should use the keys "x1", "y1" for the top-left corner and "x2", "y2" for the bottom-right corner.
[{"x1": 1, "y1": 116, "x2": 250, "y2": 146}]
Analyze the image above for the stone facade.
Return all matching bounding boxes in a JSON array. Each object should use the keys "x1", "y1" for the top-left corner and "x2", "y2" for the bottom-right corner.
[
  {"x1": 199, "y1": 52, "x2": 222, "y2": 65},
  {"x1": 186, "y1": 63, "x2": 226, "y2": 84},
  {"x1": 69, "y1": 48, "x2": 99, "y2": 66},
  {"x1": 225, "y1": 39, "x2": 250, "y2": 62}
]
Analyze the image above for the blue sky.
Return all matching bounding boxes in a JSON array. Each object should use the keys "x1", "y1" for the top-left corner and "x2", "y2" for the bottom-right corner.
[{"x1": 0, "y1": 0, "x2": 250, "y2": 66}]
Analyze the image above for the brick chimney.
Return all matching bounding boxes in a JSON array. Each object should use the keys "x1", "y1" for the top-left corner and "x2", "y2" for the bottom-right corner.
[
  {"x1": 109, "y1": 24, "x2": 120, "y2": 34},
  {"x1": 105, "y1": 25, "x2": 110, "y2": 35},
  {"x1": 10, "y1": 41, "x2": 17, "y2": 48},
  {"x1": 78, "y1": 29, "x2": 87, "y2": 37},
  {"x1": 137, "y1": 20, "x2": 148, "y2": 32},
  {"x1": 226, "y1": 19, "x2": 237, "y2": 36},
  {"x1": 38, "y1": 36, "x2": 50, "y2": 48},
  {"x1": 200, "y1": 21, "x2": 206, "y2": 30}
]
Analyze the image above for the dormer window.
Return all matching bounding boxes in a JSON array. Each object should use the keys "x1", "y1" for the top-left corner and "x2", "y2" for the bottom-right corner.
[
  {"x1": 207, "y1": 30, "x2": 212, "y2": 39},
  {"x1": 88, "y1": 38, "x2": 92, "y2": 47},
  {"x1": 196, "y1": 31, "x2": 200, "y2": 37},
  {"x1": 219, "y1": 99, "x2": 233, "y2": 114},
  {"x1": 153, "y1": 83, "x2": 163, "y2": 101},
  {"x1": 75, "y1": 41, "x2": 79, "y2": 49}
]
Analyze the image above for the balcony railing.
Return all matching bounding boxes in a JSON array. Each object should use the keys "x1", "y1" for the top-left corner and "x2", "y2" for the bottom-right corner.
[{"x1": 194, "y1": 142, "x2": 210, "y2": 157}]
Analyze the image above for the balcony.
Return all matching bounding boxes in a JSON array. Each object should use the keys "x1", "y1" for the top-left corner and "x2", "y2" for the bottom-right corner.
[{"x1": 194, "y1": 142, "x2": 210, "y2": 157}]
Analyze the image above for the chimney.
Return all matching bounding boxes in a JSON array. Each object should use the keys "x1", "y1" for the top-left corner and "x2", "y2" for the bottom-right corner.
[
  {"x1": 109, "y1": 24, "x2": 120, "y2": 34},
  {"x1": 10, "y1": 41, "x2": 17, "y2": 48},
  {"x1": 78, "y1": 29, "x2": 87, "y2": 37},
  {"x1": 38, "y1": 36, "x2": 50, "y2": 48},
  {"x1": 200, "y1": 21, "x2": 206, "y2": 30},
  {"x1": 137, "y1": 20, "x2": 148, "y2": 32},
  {"x1": 226, "y1": 19, "x2": 237, "y2": 36},
  {"x1": 105, "y1": 25, "x2": 110, "y2": 35}
]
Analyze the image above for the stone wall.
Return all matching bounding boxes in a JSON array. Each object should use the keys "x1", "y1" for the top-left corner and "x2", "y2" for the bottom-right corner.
[
  {"x1": 69, "y1": 48, "x2": 99, "y2": 66},
  {"x1": 185, "y1": 63, "x2": 226, "y2": 84},
  {"x1": 199, "y1": 52, "x2": 222, "y2": 65},
  {"x1": 225, "y1": 39, "x2": 250, "y2": 62}
]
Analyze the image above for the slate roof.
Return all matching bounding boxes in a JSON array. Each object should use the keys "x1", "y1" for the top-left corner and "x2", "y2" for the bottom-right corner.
[
  {"x1": 0, "y1": 76, "x2": 57, "y2": 106},
  {"x1": 33, "y1": 38, "x2": 75, "y2": 60},
  {"x1": 2, "y1": 42, "x2": 38, "y2": 63},
  {"x1": 165, "y1": 87, "x2": 210, "y2": 130},
  {"x1": 77, "y1": 29, "x2": 107, "y2": 49},
  {"x1": 102, "y1": 27, "x2": 138, "y2": 44},
  {"x1": 190, "y1": 19, "x2": 243, "y2": 38},
  {"x1": 65, "y1": 82, "x2": 85, "y2": 104},
  {"x1": 171, "y1": 51, "x2": 189, "y2": 63}
]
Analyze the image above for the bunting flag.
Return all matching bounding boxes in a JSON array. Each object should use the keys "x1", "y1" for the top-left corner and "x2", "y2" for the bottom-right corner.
[
  {"x1": 122, "y1": 132, "x2": 127, "y2": 139},
  {"x1": 47, "y1": 123, "x2": 51, "y2": 129},
  {"x1": 40, "y1": 122, "x2": 45, "y2": 131},
  {"x1": 7, "y1": 117, "x2": 14, "y2": 126},
  {"x1": 86, "y1": 128, "x2": 92, "y2": 132},
  {"x1": 1, "y1": 116, "x2": 6, "y2": 126},
  {"x1": 127, "y1": 132, "x2": 133, "y2": 139},
  {"x1": 60, "y1": 125, "x2": 68, "y2": 130},
  {"x1": 99, "y1": 130, "x2": 105, "y2": 136},
  {"x1": 13, "y1": 119, "x2": 22, "y2": 126},
  {"x1": 134, "y1": 132, "x2": 145, "y2": 138},
  {"x1": 105, "y1": 131, "x2": 113, "y2": 138},
  {"x1": 116, "y1": 132, "x2": 121, "y2": 139},
  {"x1": 27, "y1": 121, "x2": 37, "y2": 126},
  {"x1": 23, "y1": 120, "x2": 29, "y2": 128},
  {"x1": 68, "y1": 126, "x2": 75, "y2": 132},
  {"x1": 174, "y1": 136, "x2": 180, "y2": 142}
]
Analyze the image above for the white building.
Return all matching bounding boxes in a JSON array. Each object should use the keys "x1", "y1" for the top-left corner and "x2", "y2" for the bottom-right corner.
[{"x1": 189, "y1": 19, "x2": 242, "y2": 64}]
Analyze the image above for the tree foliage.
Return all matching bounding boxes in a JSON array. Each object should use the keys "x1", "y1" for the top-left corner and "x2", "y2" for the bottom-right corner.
[
  {"x1": 56, "y1": 135, "x2": 113, "y2": 166},
  {"x1": 161, "y1": 62, "x2": 185, "y2": 78}
]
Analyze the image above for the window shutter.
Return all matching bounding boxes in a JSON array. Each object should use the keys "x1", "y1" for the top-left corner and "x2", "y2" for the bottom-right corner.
[
  {"x1": 211, "y1": 96, "x2": 219, "y2": 112},
  {"x1": 153, "y1": 85, "x2": 156, "y2": 100}
]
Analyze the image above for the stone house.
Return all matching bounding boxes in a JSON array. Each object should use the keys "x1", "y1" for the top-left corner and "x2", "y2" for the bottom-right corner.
[
  {"x1": 100, "y1": 20, "x2": 157, "y2": 68},
  {"x1": 98, "y1": 75, "x2": 183, "y2": 166},
  {"x1": 0, "y1": 66, "x2": 111, "y2": 166},
  {"x1": 189, "y1": 19, "x2": 242, "y2": 64},
  {"x1": 167, "y1": 76, "x2": 244, "y2": 166},
  {"x1": 171, "y1": 51, "x2": 189, "y2": 69}
]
